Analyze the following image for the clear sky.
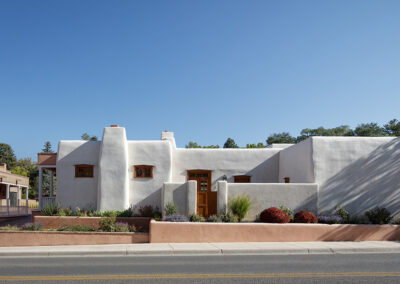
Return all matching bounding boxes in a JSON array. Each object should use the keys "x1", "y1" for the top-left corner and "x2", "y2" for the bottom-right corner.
[{"x1": 1, "y1": 0, "x2": 399, "y2": 160}]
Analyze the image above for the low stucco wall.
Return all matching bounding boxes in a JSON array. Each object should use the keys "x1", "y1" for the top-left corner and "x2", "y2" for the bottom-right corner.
[
  {"x1": 149, "y1": 221, "x2": 400, "y2": 243},
  {"x1": 33, "y1": 216, "x2": 152, "y2": 231},
  {"x1": 161, "y1": 181, "x2": 196, "y2": 216},
  {"x1": 0, "y1": 231, "x2": 149, "y2": 247},
  {"x1": 218, "y1": 182, "x2": 319, "y2": 220}
]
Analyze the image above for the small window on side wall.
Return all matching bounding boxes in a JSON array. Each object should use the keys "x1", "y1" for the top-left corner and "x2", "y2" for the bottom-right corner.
[
  {"x1": 75, "y1": 165, "x2": 94, "y2": 178},
  {"x1": 234, "y1": 175, "x2": 251, "y2": 183},
  {"x1": 134, "y1": 165, "x2": 153, "y2": 178}
]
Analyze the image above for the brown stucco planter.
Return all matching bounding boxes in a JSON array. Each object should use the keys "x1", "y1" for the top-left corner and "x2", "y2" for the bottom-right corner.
[
  {"x1": 149, "y1": 221, "x2": 400, "y2": 243},
  {"x1": 0, "y1": 231, "x2": 148, "y2": 247},
  {"x1": 33, "y1": 216, "x2": 151, "y2": 231}
]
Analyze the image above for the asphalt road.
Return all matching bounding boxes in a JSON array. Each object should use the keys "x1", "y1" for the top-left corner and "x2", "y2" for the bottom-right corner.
[{"x1": 0, "y1": 253, "x2": 399, "y2": 283}]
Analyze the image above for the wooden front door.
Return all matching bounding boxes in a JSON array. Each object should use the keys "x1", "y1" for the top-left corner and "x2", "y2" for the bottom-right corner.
[{"x1": 187, "y1": 170, "x2": 216, "y2": 218}]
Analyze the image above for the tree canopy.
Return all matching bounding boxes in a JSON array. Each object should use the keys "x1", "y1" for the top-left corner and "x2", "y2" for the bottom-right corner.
[
  {"x1": 42, "y1": 141, "x2": 53, "y2": 153},
  {"x1": 354, "y1": 123, "x2": 386, "y2": 137},
  {"x1": 185, "y1": 141, "x2": 219, "y2": 148},
  {"x1": 81, "y1": 133, "x2": 98, "y2": 141},
  {"x1": 223, "y1": 138, "x2": 239, "y2": 148},
  {"x1": 0, "y1": 143, "x2": 17, "y2": 169},
  {"x1": 266, "y1": 132, "x2": 296, "y2": 145}
]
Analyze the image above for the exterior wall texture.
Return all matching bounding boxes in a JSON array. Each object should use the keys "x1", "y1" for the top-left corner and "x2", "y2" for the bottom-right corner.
[{"x1": 55, "y1": 127, "x2": 400, "y2": 218}]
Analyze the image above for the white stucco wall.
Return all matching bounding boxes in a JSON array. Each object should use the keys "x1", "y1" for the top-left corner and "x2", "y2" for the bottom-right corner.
[
  {"x1": 279, "y1": 138, "x2": 314, "y2": 183},
  {"x1": 127, "y1": 140, "x2": 173, "y2": 209},
  {"x1": 221, "y1": 182, "x2": 319, "y2": 220},
  {"x1": 56, "y1": 141, "x2": 100, "y2": 209},
  {"x1": 98, "y1": 127, "x2": 130, "y2": 211},
  {"x1": 172, "y1": 148, "x2": 280, "y2": 190},
  {"x1": 312, "y1": 137, "x2": 400, "y2": 216}
]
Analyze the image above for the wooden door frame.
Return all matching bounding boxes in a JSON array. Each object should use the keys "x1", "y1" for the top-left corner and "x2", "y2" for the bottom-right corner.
[{"x1": 187, "y1": 170, "x2": 212, "y2": 217}]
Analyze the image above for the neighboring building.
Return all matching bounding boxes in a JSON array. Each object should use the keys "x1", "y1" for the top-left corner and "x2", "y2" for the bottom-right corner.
[
  {"x1": 39, "y1": 126, "x2": 400, "y2": 219},
  {"x1": 0, "y1": 163, "x2": 30, "y2": 216}
]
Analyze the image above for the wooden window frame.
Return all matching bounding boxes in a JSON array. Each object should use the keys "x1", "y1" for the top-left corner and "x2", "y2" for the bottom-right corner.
[
  {"x1": 75, "y1": 165, "x2": 94, "y2": 178},
  {"x1": 134, "y1": 165, "x2": 154, "y2": 179},
  {"x1": 234, "y1": 175, "x2": 251, "y2": 183}
]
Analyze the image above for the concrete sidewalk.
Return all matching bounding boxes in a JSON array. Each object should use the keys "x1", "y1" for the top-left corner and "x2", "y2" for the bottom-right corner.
[{"x1": 1, "y1": 241, "x2": 400, "y2": 257}]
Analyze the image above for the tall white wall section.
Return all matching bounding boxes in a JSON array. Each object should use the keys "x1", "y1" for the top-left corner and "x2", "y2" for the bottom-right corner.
[{"x1": 98, "y1": 127, "x2": 129, "y2": 211}]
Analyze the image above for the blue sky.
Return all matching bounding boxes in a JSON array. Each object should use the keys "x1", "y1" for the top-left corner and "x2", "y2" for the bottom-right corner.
[{"x1": 1, "y1": 0, "x2": 399, "y2": 159}]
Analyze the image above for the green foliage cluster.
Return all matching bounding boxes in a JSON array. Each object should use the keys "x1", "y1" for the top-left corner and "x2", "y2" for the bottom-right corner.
[
  {"x1": 279, "y1": 205, "x2": 293, "y2": 221},
  {"x1": 21, "y1": 223, "x2": 42, "y2": 231},
  {"x1": 57, "y1": 225, "x2": 95, "y2": 232},
  {"x1": 185, "y1": 142, "x2": 220, "y2": 148},
  {"x1": 335, "y1": 205, "x2": 350, "y2": 223},
  {"x1": 228, "y1": 194, "x2": 252, "y2": 222},
  {"x1": 164, "y1": 202, "x2": 178, "y2": 216},
  {"x1": 365, "y1": 207, "x2": 393, "y2": 224},
  {"x1": 81, "y1": 133, "x2": 98, "y2": 141},
  {"x1": 189, "y1": 213, "x2": 205, "y2": 222}
]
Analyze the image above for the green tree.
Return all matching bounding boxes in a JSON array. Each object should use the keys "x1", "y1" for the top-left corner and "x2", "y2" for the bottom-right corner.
[
  {"x1": 266, "y1": 132, "x2": 296, "y2": 145},
  {"x1": 42, "y1": 141, "x2": 53, "y2": 153},
  {"x1": 384, "y1": 119, "x2": 400, "y2": 136},
  {"x1": 0, "y1": 143, "x2": 17, "y2": 170},
  {"x1": 81, "y1": 133, "x2": 98, "y2": 141},
  {"x1": 246, "y1": 143, "x2": 265, "y2": 148},
  {"x1": 296, "y1": 125, "x2": 354, "y2": 142},
  {"x1": 354, "y1": 123, "x2": 386, "y2": 137},
  {"x1": 223, "y1": 138, "x2": 239, "y2": 148},
  {"x1": 185, "y1": 141, "x2": 220, "y2": 148},
  {"x1": 14, "y1": 158, "x2": 39, "y2": 199}
]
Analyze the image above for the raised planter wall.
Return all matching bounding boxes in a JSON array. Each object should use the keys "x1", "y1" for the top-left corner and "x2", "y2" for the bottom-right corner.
[
  {"x1": 150, "y1": 221, "x2": 400, "y2": 243},
  {"x1": 0, "y1": 231, "x2": 148, "y2": 247},
  {"x1": 33, "y1": 216, "x2": 151, "y2": 231}
]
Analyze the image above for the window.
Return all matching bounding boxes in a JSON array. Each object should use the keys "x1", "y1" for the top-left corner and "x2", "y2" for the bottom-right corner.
[
  {"x1": 75, "y1": 165, "x2": 94, "y2": 178},
  {"x1": 134, "y1": 165, "x2": 153, "y2": 178},
  {"x1": 234, "y1": 175, "x2": 251, "y2": 183}
]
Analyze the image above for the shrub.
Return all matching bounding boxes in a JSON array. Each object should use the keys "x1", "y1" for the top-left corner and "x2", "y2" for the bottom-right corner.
[
  {"x1": 101, "y1": 210, "x2": 119, "y2": 217},
  {"x1": 21, "y1": 223, "x2": 42, "y2": 231},
  {"x1": 294, "y1": 210, "x2": 318, "y2": 223},
  {"x1": 139, "y1": 205, "x2": 154, "y2": 217},
  {"x1": 153, "y1": 211, "x2": 162, "y2": 221},
  {"x1": 335, "y1": 205, "x2": 350, "y2": 222},
  {"x1": 164, "y1": 202, "x2": 178, "y2": 216},
  {"x1": 228, "y1": 194, "x2": 251, "y2": 222},
  {"x1": 365, "y1": 207, "x2": 393, "y2": 224},
  {"x1": 117, "y1": 207, "x2": 134, "y2": 217},
  {"x1": 207, "y1": 215, "x2": 222, "y2": 223},
  {"x1": 218, "y1": 211, "x2": 239, "y2": 223},
  {"x1": 163, "y1": 214, "x2": 189, "y2": 222},
  {"x1": 189, "y1": 213, "x2": 205, "y2": 222},
  {"x1": 41, "y1": 203, "x2": 59, "y2": 216},
  {"x1": 260, "y1": 207, "x2": 290, "y2": 223},
  {"x1": 114, "y1": 222, "x2": 130, "y2": 232},
  {"x1": 318, "y1": 215, "x2": 343, "y2": 224},
  {"x1": 99, "y1": 217, "x2": 116, "y2": 232}
]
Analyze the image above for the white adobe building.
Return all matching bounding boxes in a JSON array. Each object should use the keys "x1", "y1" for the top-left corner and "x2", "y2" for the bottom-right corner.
[{"x1": 38, "y1": 125, "x2": 400, "y2": 219}]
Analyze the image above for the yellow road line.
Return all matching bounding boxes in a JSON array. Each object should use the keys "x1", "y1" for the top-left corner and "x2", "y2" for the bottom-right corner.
[{"x1": 0, "y1": 272, "x2": 400, "y2": 281}]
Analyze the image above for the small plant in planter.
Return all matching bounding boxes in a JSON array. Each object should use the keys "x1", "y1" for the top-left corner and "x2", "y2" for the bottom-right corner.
[
  {"x1": 228, "y1": 194, "x2": 252, "y2": 222},
  {"x1": 260, "y1": 207, "x2": 291, "y2": 223},
  {"x1": 334, "y1": 205, "x2": 350, "y2": 223},
  {"x1": 163, "y1": 214, "x2": 189, "y2": 222},
  {"x1": 114, "y1": 222, "x2": 130, "y2": 232},
  {"x1": 279, "y1": 205, "x2": 293, "y2": 221},
  {"x1": 294, "y1": 210, "x2": 318, "y2": 223},
  {"x1": 189, "y1": 213, "x2": 205, "y2": 222},
  {"x1": 21, "y1": 223, "x2": 43, "y2": 231},
  {"x1": 99, "y1": 217, "x2": 116, "y2": 232},
  {"x1": 164, "y1": 202, "x2": 178, "y2": 216},
  {"x1": 207, "y1": 215, "x2": 223, "y2": 223},
  {"x1": 365, "y1": 207, "x2": 393, "y2": 224}
]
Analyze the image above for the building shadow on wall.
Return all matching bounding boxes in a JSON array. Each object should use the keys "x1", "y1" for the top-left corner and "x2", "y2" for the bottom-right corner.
[
  {"x1": 321, "y1": 138, "x2": 400, "y2": 216},
  {"x1": 318, "y1": 225, "x2": 400, "y2": 241}
]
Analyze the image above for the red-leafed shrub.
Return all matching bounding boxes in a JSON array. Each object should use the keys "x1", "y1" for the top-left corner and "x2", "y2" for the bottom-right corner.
[
  {"x1": 260, "y1": 207, "x2": 291, "y2": 223},
  {"x1": 294, "y1": 210, "x2": 318, "y2": 223}
]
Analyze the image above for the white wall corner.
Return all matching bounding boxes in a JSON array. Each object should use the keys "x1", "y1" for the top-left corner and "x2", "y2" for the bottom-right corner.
[
  {"x1": 217, "y1": 181, "x2": 228, "y2": 214},
  {"x1": 186, "y1": 180, "x2": 197, "y2": 216}
]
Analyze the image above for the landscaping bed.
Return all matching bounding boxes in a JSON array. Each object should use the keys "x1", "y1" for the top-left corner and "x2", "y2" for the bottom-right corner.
[
  {"x1": 33, "y1": 216, "x2": 151, "y2": 231},
  {"x1": 149, "y1": 221, "x2": 400, "y2": 243},
  {"x1": 0, "y1": 230, "x2": 148, "y2": 247}
]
